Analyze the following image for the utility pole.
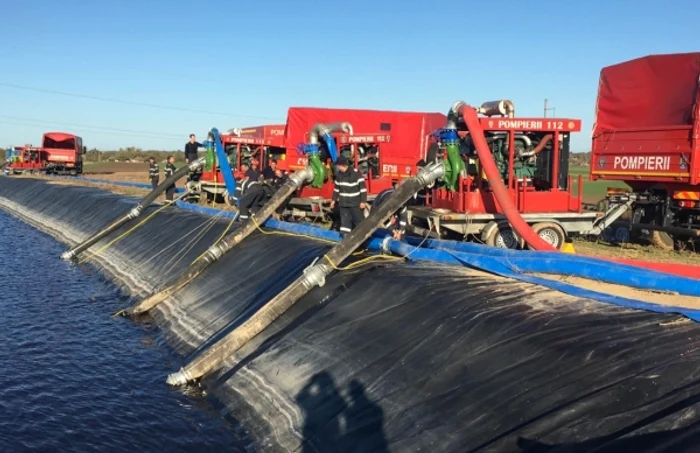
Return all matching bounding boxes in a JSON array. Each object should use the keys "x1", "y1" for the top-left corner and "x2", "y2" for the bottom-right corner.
[{"x1": 544, "y1": 98, "x2": 556, "y2": 118}]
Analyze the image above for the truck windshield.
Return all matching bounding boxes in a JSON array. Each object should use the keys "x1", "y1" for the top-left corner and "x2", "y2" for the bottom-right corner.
[{"x1": 43, "y1": 137, "x2": 76, "y2": 150}]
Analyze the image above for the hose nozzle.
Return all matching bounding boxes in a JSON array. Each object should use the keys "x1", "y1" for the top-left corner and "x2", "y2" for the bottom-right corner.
[
  {"x1": 166, "y1": 368, "x2": 195, "y2": 387},
  {"x1": 61, "y1": 250, "x2": 75, "y2": 261}
]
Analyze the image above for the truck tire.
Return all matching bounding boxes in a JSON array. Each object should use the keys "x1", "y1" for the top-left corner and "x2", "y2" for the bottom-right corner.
[
  {"x1": 650, "y1": 230, "x2": 674, "y2": 251},
  {"x1": 529, "y1": 222, "x2": 566, "y2": 250},
  {"x1": 485, "y1": 224, "x2": 524, "y2": 249}
]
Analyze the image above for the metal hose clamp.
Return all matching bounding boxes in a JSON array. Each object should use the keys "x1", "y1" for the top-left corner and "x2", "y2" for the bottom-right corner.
[
  {"x1": 301, "y1": 259, "x2": 329, "y2": 289},
  {"x1": 128, "y1": 205, "x2": 143, "y2": 219}
]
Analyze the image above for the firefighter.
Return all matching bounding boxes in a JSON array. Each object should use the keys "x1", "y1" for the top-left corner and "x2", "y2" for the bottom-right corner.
[
  {"x1": 148, "y1": 157, "x2": 159, "y2": 190},
  {"x1": 273, "y1": 168, "x2": 288, "y2": 189},
  {"x1": 366, "y1": 147, "x2": 380, "y2": 179},
  {"x1": 330, "y1": 155, "x2": 367, "y2": 234},
  {"x1": 184, "y1": 134, "x2": 202, "y2": 182},
  {"x1": 371, "y1": 188, "x2": 415, "y2": 240},
  {"x1": 184, "y1": 134, "x2": 201, "y2": 164},
  {"x1": 164, "y1": 155, "x2": 177, "y2": 201},
  {"x1": 233, "y1": 170, "x2": 265, "y2": 220},
  {"x1": 262, "y1": 158, "x2": 278, "y2": 181},
  {"x1": 247, "y1": 158, "x2": 262, "y2": 181},
  {"x1": 270, "y1": 168, "x2": 290, "y2": 219}
]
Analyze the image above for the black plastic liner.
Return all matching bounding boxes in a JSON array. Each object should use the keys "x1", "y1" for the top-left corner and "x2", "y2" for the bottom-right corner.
[{"x1": 4, "y1": 177, "x2": 700, "y2": 452}]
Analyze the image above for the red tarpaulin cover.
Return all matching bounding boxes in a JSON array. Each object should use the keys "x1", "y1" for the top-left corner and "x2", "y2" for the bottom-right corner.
[
  {"x1": 43, "y1": 132, "x2": 78, "y2": 143},
  {"x1": 594, "y1": 53, "x2": 700, "y2": 134}
]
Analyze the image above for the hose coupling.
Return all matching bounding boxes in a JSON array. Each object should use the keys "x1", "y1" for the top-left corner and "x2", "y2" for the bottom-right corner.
[
  {"x1": 188, "y1": 157, "x2": 207, "y2": 171},
  {"x1": 166, "y1": 367, "x2": 195, "y2": 387},
  {"x1": 290, "y1": 166, "x2": 315, "y2": 186},
  {"x1": 128, "y1": 206, "x2": 143, "y2": 219},
  {"x1": 301, "y1": 262, "x2": 329, "y2": 289},
  {"x1": 381, "y1": 236, "x2": 393, "y2": 253},
  {"x1": 207, "y1": 244, "x2": 225, "y2": 262},
  {"x1": 416, "y1": 161, "x2": 446, "y2": 188}
]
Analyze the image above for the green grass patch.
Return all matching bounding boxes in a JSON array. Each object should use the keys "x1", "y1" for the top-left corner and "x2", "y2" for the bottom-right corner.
[{"x1": 569, "y1": 165, "x2": 630, "y2": 204}]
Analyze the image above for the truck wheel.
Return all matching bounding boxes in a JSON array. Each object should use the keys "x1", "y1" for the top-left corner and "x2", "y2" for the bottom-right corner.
[
  {"x1": 486, "y1": 224, "x2": 524, "y2": 249},
  {"x1": 650, "y1": 230, "x2": 674, "y2": 251},
  {"x1": 530, "y1": 222, "x2": 566, "y2": 250}
]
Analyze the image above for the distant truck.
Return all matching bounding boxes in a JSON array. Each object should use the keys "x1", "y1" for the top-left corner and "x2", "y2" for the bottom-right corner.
[
  {"x1": 591, "y1": 53, "x2": 700, "y2": 249},
  {"x1": 6, "y1": 132, "x2": 86, "y2": 176}
]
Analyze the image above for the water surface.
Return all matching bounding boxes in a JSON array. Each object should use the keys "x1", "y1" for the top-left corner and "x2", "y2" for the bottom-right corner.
[{"x1": 0, "y1": 210, "x2": 245, "y2": 452}]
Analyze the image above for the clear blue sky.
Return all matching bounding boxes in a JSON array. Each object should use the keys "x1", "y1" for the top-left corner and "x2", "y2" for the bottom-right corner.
[{"x1": 2, "y1": 0, "x2": 698, "y2": 152}]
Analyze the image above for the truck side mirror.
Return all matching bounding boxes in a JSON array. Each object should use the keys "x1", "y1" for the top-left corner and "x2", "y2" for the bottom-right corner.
[{"x1": 82, "y1": 146, "x2": 87, "y2": 153}]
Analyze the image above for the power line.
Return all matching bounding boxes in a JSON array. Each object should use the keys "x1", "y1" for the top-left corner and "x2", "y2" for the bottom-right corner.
[
  {"x1": 0, "y1": 115, "x2": 182, "y2": 139},
  {"x1": 0, "y1": 120, "x2": 183, "y2": 142},
  {"x1": 0, "y1": 82, "x2": 285, "y2": 121}
]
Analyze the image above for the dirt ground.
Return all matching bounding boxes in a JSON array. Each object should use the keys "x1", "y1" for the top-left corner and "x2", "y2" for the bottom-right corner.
[
  {"x1": 532, "y1": 273, "x2": 700, "y2": 309},
  {"x1": 572, "y1": 239, "x2": 700, "y2": 267},
  {"x1": 83, "y1": 162, "x2": 154, "y2": 184}
]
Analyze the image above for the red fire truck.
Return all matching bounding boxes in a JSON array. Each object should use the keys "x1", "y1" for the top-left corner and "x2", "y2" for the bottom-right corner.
[
  {"x1": 7, "y1": 132, "x2": 86, "y2": 175},
  {"x1": 591, "y1": 52, "x2": 700, "y2": 250}
]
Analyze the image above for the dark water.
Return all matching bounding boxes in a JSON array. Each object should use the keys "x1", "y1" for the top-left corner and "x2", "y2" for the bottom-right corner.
[{"x1": 0, "y1": 211, "x2": 245, "y2": 452}]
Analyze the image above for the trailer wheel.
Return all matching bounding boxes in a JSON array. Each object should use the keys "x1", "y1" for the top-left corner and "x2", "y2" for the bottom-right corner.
[
  {"x1": 650, "y1": 230, "x2": 674, "y2": 251},
  {"x1": 530, "y1": 222, "x2": 566, "y2": 250},
  {"x1": 485, "y1": 224, "x2": 524, "y2": 249}
]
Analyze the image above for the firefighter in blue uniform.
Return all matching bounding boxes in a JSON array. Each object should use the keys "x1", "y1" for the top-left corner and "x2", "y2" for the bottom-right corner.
[
  {"x1": 148, "y1": 157, "x2": 159, "y2": 190},
  {"x1": 330, "y1": 155, "x2": 367, "y2": 234},
  {"x1": 233, "y1": 162, "x2": 266, "y2": 220},
  {"x1": 164, "y1": 155, "x2": 177, "y2": 201}
]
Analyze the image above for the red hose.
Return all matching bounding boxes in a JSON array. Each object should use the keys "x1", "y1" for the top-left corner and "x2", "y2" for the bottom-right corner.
[
  {"x1": 459, "y1": 105, "x2": 556, "y2": 251},
  {"x1": 606, "y1": 257, "x2": 700, "y2": 280}
]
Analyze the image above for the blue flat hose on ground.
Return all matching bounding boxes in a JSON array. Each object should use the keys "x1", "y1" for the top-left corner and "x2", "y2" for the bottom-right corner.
[
  {"x1": 406, "y1": 237, "x2": 700, "y2": 297},
  {"x1": 173, "y1": 201, "x2": 700, "y2": 321}
]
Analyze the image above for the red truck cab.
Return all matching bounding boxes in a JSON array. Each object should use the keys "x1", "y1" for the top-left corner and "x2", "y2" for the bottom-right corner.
[{"x1": 42, "y1": 132, "x2": 86, "y2": 175}]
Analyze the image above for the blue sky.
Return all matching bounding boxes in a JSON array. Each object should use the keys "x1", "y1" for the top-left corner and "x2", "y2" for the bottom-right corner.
[{"x1": 2, "y1": 0, "x2": 698, "y2": 152}]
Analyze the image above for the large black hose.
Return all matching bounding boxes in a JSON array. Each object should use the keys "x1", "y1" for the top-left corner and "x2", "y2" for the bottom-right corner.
[
  {"x1": 166, "y1": 161, "x2": 445, "y2": 386},
  {"x1": 60, "y1": 157, "x2": 205, "y2": 261},
  {"x1": 126, "y1": 166, "x2": 316, "y2": 316}
]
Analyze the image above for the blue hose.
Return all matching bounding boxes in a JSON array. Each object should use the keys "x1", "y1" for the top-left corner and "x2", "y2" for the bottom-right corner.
[
  {"x1": 208, "y1": 128, "x2": 237, "y2": 201},
  {"x1": 406, "y1": 237, "x2": 700, "y2": 297},
  {"x1": 321, "y1": 132, "x2": 338, "y2": 163}
]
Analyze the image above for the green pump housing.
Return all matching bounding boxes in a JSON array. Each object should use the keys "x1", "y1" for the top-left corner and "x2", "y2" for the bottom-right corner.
[
  {"x1": 307, "y1": 152, "x2": 328, "y2": 189},
  {"x1": 441, "y1": 130, "x2": 465, "y2": 191}
]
